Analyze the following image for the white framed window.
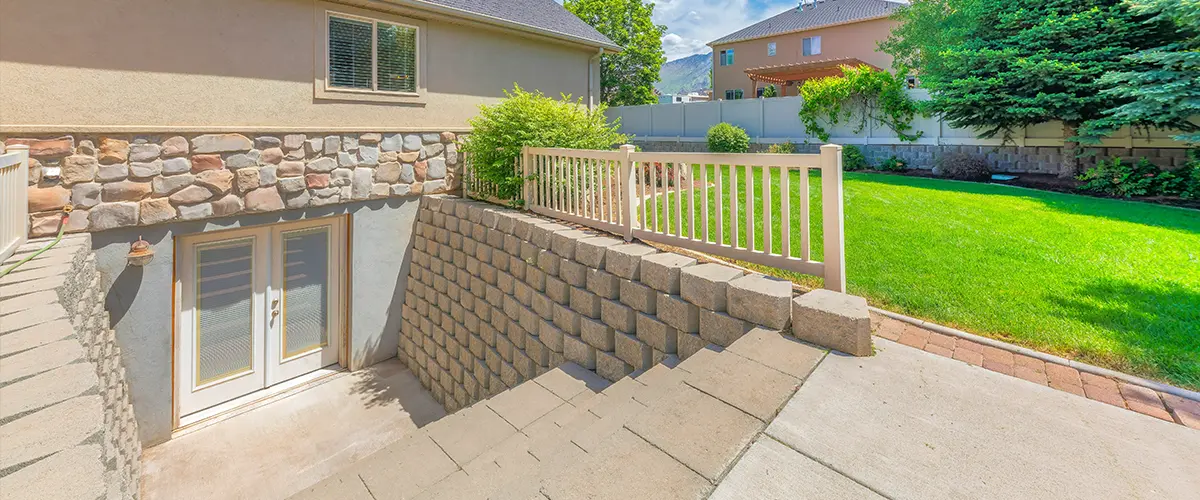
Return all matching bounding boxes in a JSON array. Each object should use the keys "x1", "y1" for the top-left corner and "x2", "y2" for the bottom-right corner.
[
  {"x1": 315, "y1": 3, "x2": 427, "y2": 104},
  {"x1": 768, "y1": 42, "x2": 776, "y2": 57},
  {"x1": 802, "y1": 36, "x2": 822, "y2": 56}
]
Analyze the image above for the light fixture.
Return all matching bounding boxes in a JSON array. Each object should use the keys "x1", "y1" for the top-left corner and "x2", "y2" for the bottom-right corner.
[{"x1": 127, "y1": 236, "x2": 155, "y2": 267}]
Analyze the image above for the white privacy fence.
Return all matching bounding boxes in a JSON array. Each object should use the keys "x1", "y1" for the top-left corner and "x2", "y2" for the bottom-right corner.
[
  {"x1": 0, "y1": 145, "x2": 30, "y2": 263},
  {"x1": 468, "y1": 145, "x2": 847, "y2": 291},
  {"x1": 606, "y1": 91, "x2": 1187, "y2": 148}
]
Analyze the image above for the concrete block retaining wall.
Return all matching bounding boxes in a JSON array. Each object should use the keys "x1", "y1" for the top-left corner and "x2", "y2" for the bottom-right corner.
[
  {"x1": 0, "y1": 234, "x2": 141, "y2": 499},
  {"x1": 631, "y1": 140, "x2": 1192, "y2": 174},
  {"x1": 397, "y1": 195, "x2": 836, "y2": 413}
]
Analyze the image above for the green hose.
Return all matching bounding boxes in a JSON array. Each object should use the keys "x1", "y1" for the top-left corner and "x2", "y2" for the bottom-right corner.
[{"x1": 0, "y1": 208, "x2": 71, "y2": 280}]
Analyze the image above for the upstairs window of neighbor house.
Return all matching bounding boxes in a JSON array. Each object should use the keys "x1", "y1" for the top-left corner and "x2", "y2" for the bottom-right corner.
[
  {"x1": 768, "y1": 42, "x2": 776, "y2": 57},
  {"x1": 802, "y1": 36, "x2": 822, "y2": 56},
  {"x1": 719, "y1": 49, "x2": 735, "y2": 66},
  {"x1": 328, "y1": 13, "x2": 418, "y2": 94}
]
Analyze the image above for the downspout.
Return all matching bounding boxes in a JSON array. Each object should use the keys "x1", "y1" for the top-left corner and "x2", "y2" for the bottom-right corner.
[{"x1": 589, "y1": 47, "x2": 603, "y2": 109}]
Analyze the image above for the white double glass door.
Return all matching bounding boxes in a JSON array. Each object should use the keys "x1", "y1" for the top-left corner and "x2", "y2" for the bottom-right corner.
[{"x1": 176, "y1": 217, "x2": 344, "y2": 417}]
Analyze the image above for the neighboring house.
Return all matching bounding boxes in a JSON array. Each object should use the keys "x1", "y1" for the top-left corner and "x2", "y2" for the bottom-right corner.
[
  {"x1": 0, "y1": 0, "x2": 617, "y2": 447},
  {"x1": 658, "y1": 92, "x2": 712, "y2": 104},
  {"x1": 710, "y1": 0, "x2": 903, "y2": 100}
]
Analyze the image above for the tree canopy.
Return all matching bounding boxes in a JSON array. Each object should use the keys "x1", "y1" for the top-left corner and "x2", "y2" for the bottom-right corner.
[
  {"x1": 566, "y1": 0, "x2": 666, "y2": 106},
  {"x1": 882, "y1": 0, "x2": 1181, "y2": 175},
  {"x1": 1081, "y1": 0, "x2": 1200, "y2": 143}
]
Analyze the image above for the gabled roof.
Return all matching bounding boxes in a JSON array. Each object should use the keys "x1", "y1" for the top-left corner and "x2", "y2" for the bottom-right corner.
[
  {"x1": 709, "y1": 0, "x2": 904, "y2": 46},
  {"x1": 408, "y1": 0, "x2": 620, "y2": 51}
]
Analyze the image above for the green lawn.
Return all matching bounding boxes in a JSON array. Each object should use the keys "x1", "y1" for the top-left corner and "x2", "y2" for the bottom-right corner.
[{"x1": 648, "y1": 167, "x2": 1200, "y2": 389}]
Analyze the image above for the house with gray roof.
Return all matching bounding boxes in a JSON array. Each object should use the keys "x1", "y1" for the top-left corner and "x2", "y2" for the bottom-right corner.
[{"x1": 709, "y1": 0, "x2": 905, "y2": 99}]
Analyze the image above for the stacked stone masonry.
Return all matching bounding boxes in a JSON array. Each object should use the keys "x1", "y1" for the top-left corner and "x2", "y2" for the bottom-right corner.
[
  {"x1": 6, "y1": 132, "x2": 463, "y2": 237},
  {"x1": 398, "y1": 195, "x2": 813, "y2": 414},
  {"x1": 631, "y1": 140, "x2": 1190, "y2": 174},
  {"x1": 0, "y1": 234, "x2": 142, "y2": 499}
]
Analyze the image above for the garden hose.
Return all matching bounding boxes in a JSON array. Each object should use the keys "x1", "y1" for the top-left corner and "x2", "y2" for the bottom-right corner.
[{"x1": 0, "y1": 205, "x2": 73, "y2": 280}]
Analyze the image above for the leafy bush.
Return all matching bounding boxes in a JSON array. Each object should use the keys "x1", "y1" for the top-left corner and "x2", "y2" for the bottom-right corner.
[
  {"x1": 762, "y1": 84, "x2": 779, "y2": 98},
  {"x1": 461, "y1": 85, "x2": 628, "y2": 202},
  {"x1": 643, "y1": 162, "x2": 677, "y2": 187},
  {"x1": 842, "y1": 145, "x2": 869, "y2": 171},
  {"x1": 1176, "y1": 153, "x2": 1200, "y2": 199},
  {"x1": 879, "y1": 155, "x2": 908, "y2": 172},
  {"x1": 1078, "y1": 158, "x2": 1161, "y2": 198},
  {"x1": 767, "y1": 141, "x2": 796, "y2": 154},
  {"x1": 933, "y1": 152, "x2": 991, "y2": 180},
  {"x1": 707, "y1": 123, "x2": 750, "y2": 153}
]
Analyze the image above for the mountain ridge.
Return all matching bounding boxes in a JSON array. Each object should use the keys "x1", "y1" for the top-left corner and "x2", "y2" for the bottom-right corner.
[{"x1": 655, "y1": 52, "x2": 711, "y2": 95}]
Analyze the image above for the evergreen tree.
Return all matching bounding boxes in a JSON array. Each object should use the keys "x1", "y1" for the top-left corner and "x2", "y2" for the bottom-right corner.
[
  {"x1": 885, "y1": 0, "x2": 1178, "y2": 177},
  {"x1": 566, "y1": 0, "x2": 667, "y2": 106},
  {"x1": 1082, "y1": 0, "x2": 1200, "y2": 144}
]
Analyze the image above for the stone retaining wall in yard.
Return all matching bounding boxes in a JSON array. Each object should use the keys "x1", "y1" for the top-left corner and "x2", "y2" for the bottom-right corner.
[
  {"x1": 5, "y1": 132, "x2": 463, "y2": 237},
  {"x1": 397, "y1": 195, "x2": 866, "y2": 413}
]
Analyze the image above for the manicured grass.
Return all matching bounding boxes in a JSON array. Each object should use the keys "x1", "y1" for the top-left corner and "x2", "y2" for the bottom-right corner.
[{"x1": 649, "y1": 167, "x2": 1200, "y2": 389}]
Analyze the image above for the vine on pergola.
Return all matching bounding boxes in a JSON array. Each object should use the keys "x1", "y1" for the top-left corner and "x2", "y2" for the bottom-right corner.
[{"x1": 798, "y1": 65, "x2": 923, "y2": 143}]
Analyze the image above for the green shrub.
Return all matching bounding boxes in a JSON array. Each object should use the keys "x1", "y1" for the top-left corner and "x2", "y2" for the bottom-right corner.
[
  {"x1": 707, "y1": 123, "x2": 750, "y2": 153},
  {"x1": 879, "y1": 155, "x2": 908, "y2": 172},
  {"x1": 767, "y1": 141, "x2": 796, "y2": 154},
  {"x1": 842, "y1": 145, "x2": 869, "y2": 171},
  {"x1": 933, "y1": 152, "x2": 990, "y2": 180},
  {"x1": 1178, "y1": 151, "x2": 1200, "y2": 199},
  {"x1": 461, "y1": 85, "x2": 628, "y2": 202},
  {"x1": 1078, "y1": 158, "x2": 1160, "y2": 198}
]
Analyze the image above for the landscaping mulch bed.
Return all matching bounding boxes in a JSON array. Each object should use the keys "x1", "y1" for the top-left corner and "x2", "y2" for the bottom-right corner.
[{"x1": 851, "y1": 169, "x2": 1200, "y2": 210}]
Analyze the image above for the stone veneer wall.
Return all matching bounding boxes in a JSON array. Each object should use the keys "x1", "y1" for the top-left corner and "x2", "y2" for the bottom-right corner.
[
  {"x1": 0, "y1": 235, "x2": 141, "y2": 499},
  {"x1": 398, "y1": 195, "x2": 794, "y2": 413},
  {"x1": 4, "y1": 132, "x2": 462, "y2": 237},
  {"x1": 631, "y1": 140, "x2": 1192, "y2": 174}
]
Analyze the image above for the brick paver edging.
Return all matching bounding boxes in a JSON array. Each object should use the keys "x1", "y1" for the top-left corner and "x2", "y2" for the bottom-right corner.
[
  {"x1": 871, "y1": 309, "x2": 1200, "y2": 429},
  {"x1": 637, "y1": 242, "x2": 1200, "y2": 430}
]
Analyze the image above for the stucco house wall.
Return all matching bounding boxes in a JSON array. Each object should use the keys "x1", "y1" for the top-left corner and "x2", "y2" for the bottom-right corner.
[
  {"x1": 711, "y1": 17, "x2": 897, "y2": 99},
  {"x1": 0, "y1": 0, "x2": 601, "y2": 132}
]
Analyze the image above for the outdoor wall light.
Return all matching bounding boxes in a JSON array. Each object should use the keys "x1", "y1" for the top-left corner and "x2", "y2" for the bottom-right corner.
[{"x1": 127, "y1": 237, "x2": 155, "y2": 267}]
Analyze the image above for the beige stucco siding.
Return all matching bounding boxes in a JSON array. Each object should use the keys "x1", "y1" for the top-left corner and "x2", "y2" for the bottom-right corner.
[
  {"x1": 712, "y1": 17, "x2": 897, "y2": 99},
  {"x1": 0, "y1": 0, "x2": 600, "y2": 131}
]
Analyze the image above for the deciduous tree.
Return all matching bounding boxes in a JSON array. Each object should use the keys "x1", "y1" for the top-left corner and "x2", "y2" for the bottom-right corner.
[{"x1": 566, "y1": 0, "x2": 666, "y2": 106}]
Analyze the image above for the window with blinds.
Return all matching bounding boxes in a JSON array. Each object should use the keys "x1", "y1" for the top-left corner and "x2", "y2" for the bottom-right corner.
[{"x1": 327, "y1": 13, "x2": 418, "y2": 94}]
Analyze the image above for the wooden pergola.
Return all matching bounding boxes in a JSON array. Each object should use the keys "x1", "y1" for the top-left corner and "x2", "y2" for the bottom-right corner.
[{"x1": 745, "y1": 58, "x2": 878, "y2": 96}]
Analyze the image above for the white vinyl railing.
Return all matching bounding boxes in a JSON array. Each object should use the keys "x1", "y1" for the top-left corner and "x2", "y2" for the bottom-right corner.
[
  {"x1": 518, "y1": 145, "x2": 845, "y2": 292},
  {"x1": 0, "y1": 144, "x2": 30, "y2": 263}
]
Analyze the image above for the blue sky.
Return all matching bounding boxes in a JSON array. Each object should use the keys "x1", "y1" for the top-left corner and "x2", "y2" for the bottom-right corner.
[{"x1": 555, "y1": 0, "x2": 800, "y2": 61}]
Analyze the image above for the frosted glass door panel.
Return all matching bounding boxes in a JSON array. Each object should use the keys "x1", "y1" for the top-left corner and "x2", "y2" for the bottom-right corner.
[
  {"x1": 194, "y1": 238, "x2": 256, "y2": 385},
  {"x1": 281, "y1": 228, "x2": 330, "y2": 358}
]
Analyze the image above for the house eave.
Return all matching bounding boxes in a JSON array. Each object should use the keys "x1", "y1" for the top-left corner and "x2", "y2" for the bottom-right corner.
[{"x1": 380, "y1": 0, "x2": 623, "y2": 52}]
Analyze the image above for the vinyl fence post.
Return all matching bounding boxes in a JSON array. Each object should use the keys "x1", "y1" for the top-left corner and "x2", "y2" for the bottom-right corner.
[
  {"x1": 521, "y1": 146, "x2": 532, "y2": 209},
  {"x1": 820, "y1": 144, "x2": 846, "y2": 293},
  {"x1": 620, "y1": 144, "x2": 636, "y2": 242}
]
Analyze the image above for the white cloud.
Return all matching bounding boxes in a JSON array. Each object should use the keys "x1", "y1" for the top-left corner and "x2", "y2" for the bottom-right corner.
[{"x1": 652, "y1": 0, "x2": 796, "y2": 61}]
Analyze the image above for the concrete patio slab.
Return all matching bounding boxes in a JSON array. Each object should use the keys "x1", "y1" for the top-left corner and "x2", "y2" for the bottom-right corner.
[
  {"x1": 142, "y1": 360, "x2": 445, "y2": 500},
  {"x1": 767, "y1": 339, "x2": 1200, "y2": 500},
  {"x1": 711, "y1": 435, "x2": 884, "y2": 500}
]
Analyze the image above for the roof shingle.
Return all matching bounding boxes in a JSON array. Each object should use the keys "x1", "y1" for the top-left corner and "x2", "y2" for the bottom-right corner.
[
  {"x1": 416, "y1": 0, "x2": 618, "y2": 49},
  {"x1": 709, "y1": 0, "x2": 904, "y2": 46}
]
